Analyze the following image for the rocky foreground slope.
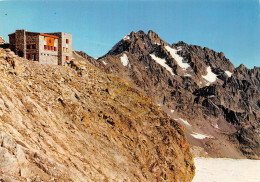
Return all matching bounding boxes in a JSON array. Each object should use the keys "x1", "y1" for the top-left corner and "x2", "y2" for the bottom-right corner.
[
  {"x1": 84, "y1": 30, "x2": 260, "y2": 159},
  {"x1": 0, "y1": 48, "x2": 194, "y2": 181}
]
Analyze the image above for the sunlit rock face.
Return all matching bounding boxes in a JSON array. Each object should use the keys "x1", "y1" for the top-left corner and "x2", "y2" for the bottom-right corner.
[{"x1": 0, "y1": 48, "x2": 195, "y2": 181}]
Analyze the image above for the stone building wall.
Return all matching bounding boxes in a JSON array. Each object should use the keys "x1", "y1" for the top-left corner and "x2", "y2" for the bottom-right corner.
[
  {"x1": 9, "y1": 34, "x2": 16, "y2": 51},
  {"x1": 14, "y1": 30, "x2": 26, "y2": 58},
  {"x1": 25, "y1": 32, "x2": 39, "y2": 61},
  {"x1": 60, "y1": 33, "x2": 73, "y2": 66},
  {"x1": 47, "y1": 32, "x2": 72, "y2": 66},
  {"x1": 38, "y1": 35, "x2": 58, "y2": 65}
]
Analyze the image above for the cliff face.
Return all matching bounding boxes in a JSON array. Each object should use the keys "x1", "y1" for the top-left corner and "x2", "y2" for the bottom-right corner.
[
  {"x1": 0, "y1": 48, "x2": 194, "y2": 181},
  {"x1": 89, "y1": 30, "x2": 259, "y2": 159}
]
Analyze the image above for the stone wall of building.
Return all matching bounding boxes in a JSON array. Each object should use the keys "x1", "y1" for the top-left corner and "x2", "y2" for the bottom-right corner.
[
  {"x1": 14, "y1": 30, "x2": 26, "y2": 58},
  {"x1": 47, "y1": 32, "x2": 72, "y2": 66},
  {"x1": 9, "y1": 34, "x2": 16, "y2": 51},
  {"x1": 38, "y1": 35, "x2": 58, "y2": 65},
  {"x1": 61, "y1": 33, "x2": 73, "y2": 66},
  {"x1": 25, "y1": 32, "x2": 39, "y2": 61}
]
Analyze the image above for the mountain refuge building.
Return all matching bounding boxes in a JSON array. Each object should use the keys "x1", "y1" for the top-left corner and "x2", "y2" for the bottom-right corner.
[{"x1": 8, "y1": 30, "x2": 72, "y2": 66}]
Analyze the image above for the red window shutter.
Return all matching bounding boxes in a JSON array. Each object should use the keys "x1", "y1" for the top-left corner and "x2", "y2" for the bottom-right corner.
[
  {"x1": 66, "y1": 56, "x2": 69, "y2": 60},
  {"x1": 44, "y1": 45, "x2": 47, "y2": 49},
  {"x1": 54, "y1": 47, "x2": 57, "y2": 51},
  {"x1": 66, "y1": 39, "x2": 69, "y2": 44},
  {"x1": 51, "y1": 46, "x2": 53, "y2": 51}
]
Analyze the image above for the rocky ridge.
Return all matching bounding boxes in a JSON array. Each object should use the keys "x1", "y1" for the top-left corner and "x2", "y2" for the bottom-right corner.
[
  {"x1": 89, "y1": 30, "x2": 259, "y2": 159},
  {"x1": 0, "y1": 37, "x2": 6, "y2": 44},
  {"x1": 0, "y1": 48, "x2": 194, "y2": 181}
]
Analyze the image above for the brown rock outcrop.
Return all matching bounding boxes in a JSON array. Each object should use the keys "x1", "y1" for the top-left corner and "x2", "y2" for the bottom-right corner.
[{"x1": 0, "y1": 48, "x2": 195, "y2": 181}]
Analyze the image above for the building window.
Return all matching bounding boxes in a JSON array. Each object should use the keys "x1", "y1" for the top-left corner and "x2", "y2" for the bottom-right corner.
[
  {"x1": 66, "y1": 48, "x2": 68, "y2": 52},
  {"x1": 32, "y1": 44, "x2": 36, "y2": 49},
  {"x1": 48, "y1": 46, "x2": 50, "y2": 50},
  {"x1": 54, "y1": 47, "x2": 57, "y2": 51},
  {"x1": 63, "y1": 47, "x2": 65, "y2": 52},
  {"x1": 27, "y1": 45, "x2": 30, "y2": 49},
  {"x1": 51, "y1": 46, "x2": 53, "y2": 51},
  {"x1": 66, "y1": 56, "x2": 69, "y2": 60},
  {"x1": 44, "y1": 45, "x2": 47, "y2": 50},
  {"x1": 66, "y1": 39, "x2": 69, "y2": 44}
]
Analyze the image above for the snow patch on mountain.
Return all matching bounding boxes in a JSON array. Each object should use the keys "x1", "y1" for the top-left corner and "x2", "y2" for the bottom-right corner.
[
  {"x1": 165, "y1": 46, "x2": 190, "y2": 70},
  {"x1": 202, "y1": 66, "x2": 217, "y2": 83},
  {"x1": 120, "y1": 54, "x2": 129, "y2": 66},
  {"x1": 225, "y1": 70, "x2": 232, "y2": 77},
  {"x1": 191, "y1": 132, "x2": 213, "y2": 139},
  {"x1": 184, "y1": 74, "x2": 192, "y2": 77},
  {"x1": 177, "y1": 118, "x2": 191, "y2": 126},
  {"x1": 123, "y1": 35, "x2": 130, "y2": 41},
  {"x1": 193, "y1": 158, "x2": 260, "y2": 182},
  {"x1": 213, "y1": 124, "x2": 219, "y2": 129},
  {"x1": 150, "y1": 54, "x2": 175, "y2": 76}
]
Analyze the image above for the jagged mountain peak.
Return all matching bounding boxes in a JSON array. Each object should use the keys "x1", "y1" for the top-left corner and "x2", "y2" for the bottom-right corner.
[
  {"x1": 93, "y1": 31, "x2": 260, "y2": 159},
  {"x1": 107, "y1": 30, "x2": 168, "y2": 56},
  {"x1": 103, "y1": 30, "x2": 237, "y2": 87},
  {"x1": 236, "y1": 64, "x2": 248, "y2": 72}
]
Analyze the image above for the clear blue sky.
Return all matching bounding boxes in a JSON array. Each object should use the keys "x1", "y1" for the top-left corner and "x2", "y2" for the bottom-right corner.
[{"x1": 0, "y1": 0, "x2": 259, "y2": 68}]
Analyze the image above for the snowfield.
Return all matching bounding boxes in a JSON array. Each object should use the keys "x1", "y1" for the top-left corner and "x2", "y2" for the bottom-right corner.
[
  {"x1": 176, "y1": 118, "x2": 191, "y2": 126},
  {"x1": 123, "y1": 35, "x2": 130, "y2": 41},
  {"x1": 120, "y1": 54, "x2": 129, "y2": 66},
  {"x1": 225, "y1": 70, "x2": 232, "y2": 77},
  {"x1": 150, "y1": 54, "x2": 175, "y2": 76},
  {"x1": 193, "y1": 158, "x2": 260, "y2": 182},
  {"x1": 102, "y1": 61, "x2": 107, "y2": 65},
  {"x1": 191, "y1": 132, "x2": 213, "y2": 139},
  {"x1": 202, "y1": 66, "x2": 217, "y2": 83},
  {"x1": 165, "y1": 46, "x2": 190, "y2": 70}
]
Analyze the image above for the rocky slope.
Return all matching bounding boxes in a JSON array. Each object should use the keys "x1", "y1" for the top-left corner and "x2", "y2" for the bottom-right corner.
[
  {"x1": 0, "y1": 37, "x2": 6, "y2": 44},
  {"x1": 87, "y1": 30, "x2": 259, "y2": 159},
  {"x1": 0, "y1": 48, "x2": 194, "y2": 181}
]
